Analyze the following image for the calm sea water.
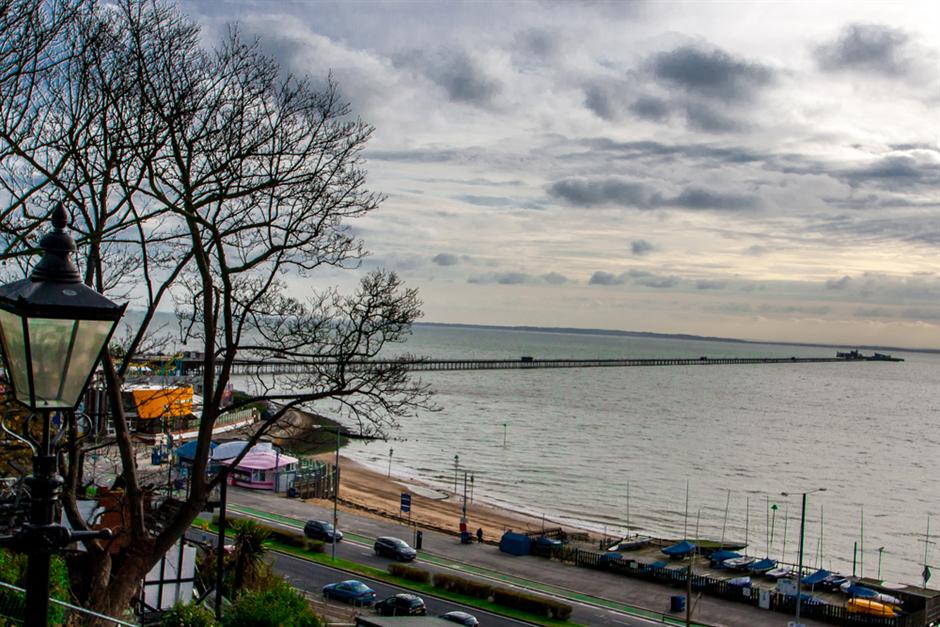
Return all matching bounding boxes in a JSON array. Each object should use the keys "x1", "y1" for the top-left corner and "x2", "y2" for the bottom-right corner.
[{"x1": 340, "y1": 324, "x2": 940, "y2": 586}]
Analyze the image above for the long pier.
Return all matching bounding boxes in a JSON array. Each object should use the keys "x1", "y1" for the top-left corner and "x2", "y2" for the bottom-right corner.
[{"x1": 145, "y1": 355, "x2": 879, "y2": 376}]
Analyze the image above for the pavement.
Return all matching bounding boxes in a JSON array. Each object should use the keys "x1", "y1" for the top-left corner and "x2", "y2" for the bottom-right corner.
[{"x1": 225, "y1": 487, "x2": 832, "y2": 627}]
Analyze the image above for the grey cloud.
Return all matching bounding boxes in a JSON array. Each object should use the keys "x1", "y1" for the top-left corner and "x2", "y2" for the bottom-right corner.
[
  {"x1": 648, "y1": 45, "x2": 774, "y2": 101},
  {"x1": 542, "y1": 272, "x2": 570, "y2": 285},
  {"x1": 703, "y1": 302, "x2": 754, "y2": 315},
  {"x1": 901, "y1": 308, "x2": 940, "y2": 321},
  {"x1": 548, "y1": 178, "x2": 660, "y2": 209},
  {"x1": 628, "y1": 270, "x2": 679, "y2": 288},
  {"x1": 631, "y1": 240, "x2": 655, "y2": 256},
  {"x1": 589, "y1": 271, "x2": 625, "y2": 286},
  {"x1": 826, "y1": 276, "x2": 851, "y2": 290},
  {"x1": 431, "y1": 51, "x2": 501, "y2": 106},
  {"x1": 584, "y1": 84, "x2": 620, "y2": 121},
  {"x1": 580, "y1": 138, "x2": 766, "y2": 165},
  {"x1": 816, "y1": 23, "x2": 911, "y2": 76},
  {"x1": 456, "y1": 194, "x2": 515, "y2": 207},
  {"x1": 696, "y1": 280, "x2": 726, "y2": 290},
  {"x1": 744, "y1": 245, "x2": 769, "y2": 256},
  {"x1": 683, "y1": 102, "x2": 742, "y2": 133},
  {"x1": 432, "y1": 253, "x2": 460, "y2": 266},
  {"x1": 548, "y1": 177, "x2": 760, "y2": 212},
  {"x1": 670, "y1": 187, "x2": 759, "y2": 210},
  {"x1": 811, "y1": 214, "x2": 940, "y2": 247},
  {"x1": 629, "y1": 96, "x2": 671, "y2": 121},
  {"x1": 855, "y1": 307, "x2": 895, "y2": 318},
  {"x1": 836, "y1": 154, "x2": 940, "y2": 191},
  {"x1": 467, "y1": 271, "x2": 531, "y2": 285}
]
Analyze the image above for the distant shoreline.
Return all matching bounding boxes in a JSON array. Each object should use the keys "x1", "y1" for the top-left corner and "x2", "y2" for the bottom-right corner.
[{"x1": 415, "y1": 321, "x2": 940, "y2": 355}]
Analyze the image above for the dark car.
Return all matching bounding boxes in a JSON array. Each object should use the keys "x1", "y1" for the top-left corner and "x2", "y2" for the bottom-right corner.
[
  {"x1": 304, "y1": 519, "x2": 343, "y2": 543},
  {"x1": 439, "y1": 610, "x2": 480, "y2": 626},
  {"x1": 374, "y1": 536, "x2": 417, "y2": 561},
  {"x1": 322, "y1": 579, "x2": 375, "y2": 605},
  {"x1": 374, "y1": 593, "x2": 426, "y2": 616}
]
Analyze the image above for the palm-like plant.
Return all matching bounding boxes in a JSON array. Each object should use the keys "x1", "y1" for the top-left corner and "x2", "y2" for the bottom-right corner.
[{"x1": 230, "y1": 519, "x2": 272, "y2": 596}]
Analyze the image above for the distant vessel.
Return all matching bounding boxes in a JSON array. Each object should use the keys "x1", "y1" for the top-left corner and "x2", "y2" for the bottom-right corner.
[{"x1": 836, "y1": 350, "x2": 904, "y2": 362}]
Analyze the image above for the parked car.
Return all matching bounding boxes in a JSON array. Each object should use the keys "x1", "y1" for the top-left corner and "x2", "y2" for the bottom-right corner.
[
  {"x1": 374, "y1": 593, "x2": 426, "y2": 616},
  {"x1": 304, "y1": 519, "x2": 343, "y2": 543},
  {"x1": 374, "y1": 536, "x2": 417, "y2": 561},
  {"x1": 439, "y1": 610, "x2": 480, "y2": 626},
  {"x1": 322, "y1": 579, "x2": 375, "y2": 605}
]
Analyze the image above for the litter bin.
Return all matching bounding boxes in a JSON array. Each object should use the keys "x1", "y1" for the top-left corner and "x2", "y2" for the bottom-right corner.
[
  {"x1": 670, "y1": 595, "x2": 686, "y2": 613},
  {"x1": 415, "y1": 530, "x2": 423, "y2": 550},
  {"x1": 460, "y1": 531, "x2": 472, "y2": 544}
]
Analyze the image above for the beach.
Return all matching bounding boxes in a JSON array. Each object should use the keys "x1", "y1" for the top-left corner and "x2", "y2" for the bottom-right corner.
[{"x1": 309, "y1": 454, "x2": 589, "y2": 543}]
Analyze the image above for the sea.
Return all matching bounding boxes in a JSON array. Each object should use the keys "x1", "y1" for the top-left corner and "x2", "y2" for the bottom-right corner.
[{"x1": 336, "y1": 323, "x2": 940, "y2": 587}]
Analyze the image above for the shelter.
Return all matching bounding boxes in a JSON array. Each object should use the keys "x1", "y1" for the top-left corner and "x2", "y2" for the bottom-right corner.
[
  {"x1": 218, "y1": 449, "x2": 297, "y2": 491},
  {"x1": 499, "y1": 531, "x2": 532, "y2": 556}
]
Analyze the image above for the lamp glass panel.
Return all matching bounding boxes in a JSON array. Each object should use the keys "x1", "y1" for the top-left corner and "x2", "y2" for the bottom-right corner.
[
  {"x1": 26, "y1": 317, "x2": 114, "y2": 409},
  {"x1": 0, "y1": 309, "x2": 30, "y2": 406}
]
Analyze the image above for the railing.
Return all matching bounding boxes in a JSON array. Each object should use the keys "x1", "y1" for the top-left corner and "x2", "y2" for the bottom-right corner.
[{"x1": 0, "y1": 580, "x2": 138, "y2": 626}]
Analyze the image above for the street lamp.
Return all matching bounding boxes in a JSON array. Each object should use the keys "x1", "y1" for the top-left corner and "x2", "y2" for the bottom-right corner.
[
  {"x1": 781, "y1": 488, "x2": 826, "y2": 627},
  {"x1": 0, "y1": 205, "x2": 125, "y2": 626}
]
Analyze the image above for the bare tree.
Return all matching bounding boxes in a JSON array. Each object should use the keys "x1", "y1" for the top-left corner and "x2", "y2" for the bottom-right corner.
[{"x1": 0, "y1": 0, "x2": 431, "y2": 618}]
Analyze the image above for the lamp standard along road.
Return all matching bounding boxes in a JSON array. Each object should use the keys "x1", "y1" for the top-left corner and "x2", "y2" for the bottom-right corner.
[
  {"x1": 0, "y1": 205, "x2": 125, "y2": 627},
  {"x1": 781, "y1": 487, "x2": 826, "y2": 627}
]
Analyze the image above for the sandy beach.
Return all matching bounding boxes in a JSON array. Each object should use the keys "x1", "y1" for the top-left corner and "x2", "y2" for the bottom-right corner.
[{"x1": 308, "y1": 454, "x2": 590, "y2": 543}]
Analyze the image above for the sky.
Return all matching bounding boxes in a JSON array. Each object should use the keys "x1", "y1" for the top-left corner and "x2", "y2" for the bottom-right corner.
[{"x1": 181, "y1": 1, "x2": 940, "y2": 350}]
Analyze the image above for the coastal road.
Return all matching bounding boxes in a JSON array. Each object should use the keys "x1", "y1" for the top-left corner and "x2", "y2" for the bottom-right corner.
[{"x1": 206, "y1": 506, "x2": 687, "y2": 626}]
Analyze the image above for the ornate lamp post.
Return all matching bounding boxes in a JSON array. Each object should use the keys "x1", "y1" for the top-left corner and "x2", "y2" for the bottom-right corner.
[
  {"x1": 780, "y1": 488, "x2": 826, "y2": 627},
  {"x1": 0, "y1": 205, "x2": 125, "y2": 626}
]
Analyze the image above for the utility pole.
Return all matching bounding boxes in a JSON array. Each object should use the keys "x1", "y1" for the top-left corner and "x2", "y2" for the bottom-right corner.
[{"x1": 332, "y1": 426, "x2": 340, "y2": 561}]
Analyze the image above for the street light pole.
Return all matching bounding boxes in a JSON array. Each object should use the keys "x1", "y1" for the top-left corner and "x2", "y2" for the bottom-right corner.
[
  {"x1": 453, "y1": 454, "x2": 459, "y2": 492},
  {"x1": 0, "y1": 205, "x2": 125, "y2": 627},
  {"x1": 387, "y1": 447, "x2": 393, "y2": 479},
  {"x1": 781, "y1": 488, "x2": 826, "y2": 627}
]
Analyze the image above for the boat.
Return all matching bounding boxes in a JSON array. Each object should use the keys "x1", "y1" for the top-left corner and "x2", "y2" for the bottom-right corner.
[
  {"x1": 709, "y1": 549, "x2": 741, "y2": 566},
  {"x1": 616, "y1": 537, "x2": 652, "y2": 551},
  {"x1": 748, "y1": 558, "x2": 777, "y2": 574},
  {"x1": 847, "y1": 598, "x2": 897, "y2": 617},
  {"x1": 661, "y1": 540, "x2": 696, "y2": 558},
  {"x1": 801, "y1": 568, "x2": 831, "y2": 587},
  {"x1": 722, "y1": 556, "x2": 756, "y2": 571},
  {"x1": 765, "y1": 566, "x2": 792, "y2": 580},
  {"x1": 842, "y1": 584, "x2": 902, "y2": 607},
  {"x1": 726, "y1": 576, "x2": 752, "y2": 587}
]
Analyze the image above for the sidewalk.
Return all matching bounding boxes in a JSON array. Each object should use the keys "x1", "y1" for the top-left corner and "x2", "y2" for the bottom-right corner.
[{"x1": 226, "y1": 487, "x2": 830, "y2": 627}]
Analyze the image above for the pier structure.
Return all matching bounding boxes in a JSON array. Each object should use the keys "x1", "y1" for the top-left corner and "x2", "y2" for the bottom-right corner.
[{"x1": 136, "y1": 354, "x2": 867, "y2": 377}]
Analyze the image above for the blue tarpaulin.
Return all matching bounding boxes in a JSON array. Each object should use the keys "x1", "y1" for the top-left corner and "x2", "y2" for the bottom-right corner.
[
  {"x1": 176, "y1": 440, "x2": 217, "y2": 461},
  {"x1": 749, "y1": 558, "x2": 777, "y2": 572},
  {"x1": 499, "y1": 532, "x2": 532, "y2": 556},
  {"x1": 802, "y1": 569, "x2": 831, "y2": 585},
  {"x1": 709, "y1": 549, "x2": 741, "y2": 563},
  {"x1": 661, "y1": 540, "x2": 696, "y2": 557}
]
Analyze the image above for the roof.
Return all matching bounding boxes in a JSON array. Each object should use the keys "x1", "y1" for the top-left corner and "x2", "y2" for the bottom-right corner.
[{"x1": 222, "y1": 450, "x2": 297, "y2": 470}]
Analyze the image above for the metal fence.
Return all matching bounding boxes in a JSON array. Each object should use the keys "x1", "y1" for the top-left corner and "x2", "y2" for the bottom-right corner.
[{"x1": 0, "y1": 580, "x2": 138, "y2": 626}]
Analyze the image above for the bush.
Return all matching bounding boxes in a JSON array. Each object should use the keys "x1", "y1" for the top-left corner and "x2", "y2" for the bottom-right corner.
[
  {"x1": 211, "y1": 516, "x2": 323, "y2": 553},
  {"x1": 388, "y1": 563, "x2": 431, "y2": 584},
  {"x1": 162, "y1": 601, "x2": 218, "y2": 627},
  {"x1": 432, "y1": 572, "x2": 492, "y2": 600},
  {"x1": 223, "y1": 578, "x2": 320, "y2": 627},
  {"x1": 0, "y1": 549, "x2": 68, "y2": 625},
  {"x1": 493, "y1": 589, "x2": 573, "y2": 620}
]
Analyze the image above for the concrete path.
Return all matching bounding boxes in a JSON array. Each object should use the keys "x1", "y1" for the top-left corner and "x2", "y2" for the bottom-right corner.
[{"x1": 225, "y1": 487, "x2": 831, "y2": 627}]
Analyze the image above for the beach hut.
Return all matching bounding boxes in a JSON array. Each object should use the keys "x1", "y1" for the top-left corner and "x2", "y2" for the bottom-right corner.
[{"x1": 218, "y1": 449, "x2": 298, "y2": 491}]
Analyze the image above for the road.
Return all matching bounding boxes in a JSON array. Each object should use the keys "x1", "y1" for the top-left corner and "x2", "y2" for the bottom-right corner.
[{"x1": 194, "y1": 520, "x2": 677, "y2": 626}]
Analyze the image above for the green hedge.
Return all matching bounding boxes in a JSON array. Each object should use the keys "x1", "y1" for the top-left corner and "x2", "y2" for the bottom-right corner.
[
  {"x1": 387, "y1": 563, "x2": 431, "y2": 585},
  {"x1": 212, "y1": 516, "x2": 324, "y2": 553},
  {"x1": 492, "y1": 589, "x2": 573, "y2": 620},
  {"x1": 431, "y1": 572, "x2": 493, "y2": 600}
]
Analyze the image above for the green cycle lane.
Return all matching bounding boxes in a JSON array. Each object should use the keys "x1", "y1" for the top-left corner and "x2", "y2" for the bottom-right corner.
[{"x1": 226, "y1": 503, "x2": 707, "y2": 627}]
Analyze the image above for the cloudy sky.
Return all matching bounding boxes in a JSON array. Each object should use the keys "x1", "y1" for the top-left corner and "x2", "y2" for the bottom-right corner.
[{"x1": 182, "y1": 1, "x2": 939, "y2": 350}]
